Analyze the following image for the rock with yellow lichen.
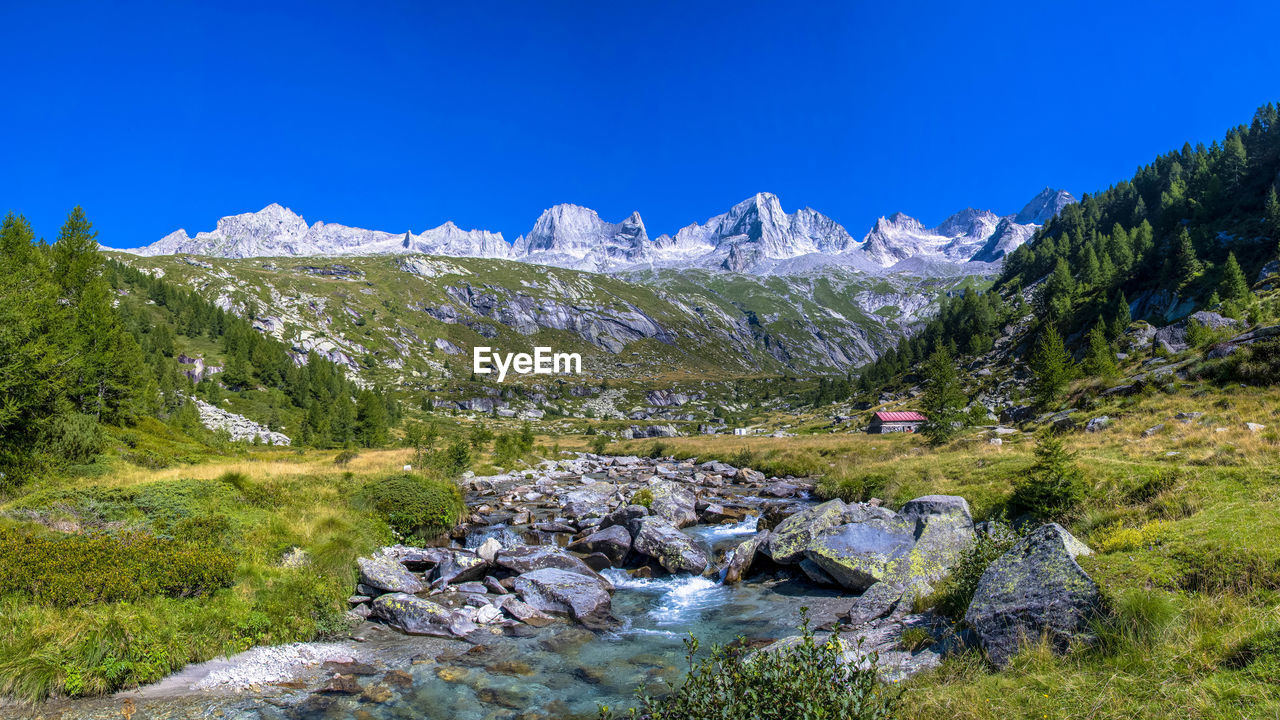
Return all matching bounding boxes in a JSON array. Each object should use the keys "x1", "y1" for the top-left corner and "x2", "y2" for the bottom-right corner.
[{"x1": 963, "y1": 523, "x2": 1099, "y2": 667}]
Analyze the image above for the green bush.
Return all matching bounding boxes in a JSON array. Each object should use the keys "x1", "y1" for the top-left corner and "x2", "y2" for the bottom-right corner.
[
  {"x1": 0, "y1": 527, "x2": 235, "y2": 606},
  {"x1": 589, "y1": 434, "x2": 610, "y2": 455},
  {"x1": 357, "y1": 472, "x2": 464, "y2": 542},
  {"x1": 600, "y1": 612, "x2": 897, "y2": 719},
  {"x1": 647, "y1": 440, "x2": 668, "y2": 459},
  {"x1": 631, "y1": 488, "x2": 654, "y2": 509},
  {"x1": 38, "y1": 412, "x2": 102, "y2": 465},
  {"x1": 1010, "y1": 432, "x2": 1087, "y2": 520},
  {"x1": 333, "y1": 449, "x2": 359, "y2": 466}
]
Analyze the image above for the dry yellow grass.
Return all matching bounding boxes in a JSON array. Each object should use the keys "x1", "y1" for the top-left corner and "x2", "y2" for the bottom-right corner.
[{"x1": 83, "y1": 447, "x2": 415, "y2": 491}]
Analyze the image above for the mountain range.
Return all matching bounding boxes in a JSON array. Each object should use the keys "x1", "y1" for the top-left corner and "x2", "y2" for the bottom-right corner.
[{"x1": 124, "y1": 189, "x2": 1075, "y2": 276}]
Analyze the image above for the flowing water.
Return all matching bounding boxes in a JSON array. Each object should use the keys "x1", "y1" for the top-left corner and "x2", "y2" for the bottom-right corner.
[{"x1": 230, "y1": 516, "x2": 845, "y2": 720}]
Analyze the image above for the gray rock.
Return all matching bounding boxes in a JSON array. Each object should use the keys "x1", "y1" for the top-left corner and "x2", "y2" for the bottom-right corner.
[
  {"x1": 646, "y1": 481, "x2": 698, "y2": 528},
  {"x1": 561, "y1": 482, "x2": 618, "y2": 521},
  {"x1": 435, "y1": 551, "x2": 489, "y2": 585},
  {"x1": 1142, "y1": 423, "x2": 1165, "y2": 438},
  {"x1": 896, "y1": 495, "x2": 975, "y2": 585},
  {"x1": 475, "y1": 537, "x2": 502, "y2": 563},
  {"x1": 514, "y1": 568, "x2": 618, "y2": 630},
  {"x1": 357, "y1": 556, "x2": 425, "y2": 595},
  {"x1": 764, "y1": 499, "x2": 847, "y2": 564},
  {"x1": 495, "y1": 545, "x2": 601, "y2": 580},
  {"x1": 599, "y1": 504, "x2": 648, "y2": 536},
  {"x1": 567, "y1": 525, "x2": 632, "y2": 565},
  {"x1": 1085, "y1": 416, "x2": 1110, "y2": 433},
  {"x1": 803, "y1": 519, "x2": 916, "y2": 592},
  {"x1": 632, "y1": 517, "x2": 710, "y2": 574},
  {"x1": 497, "y1": 595, "x2": 553, "y2": 627},
  {"x1": 964, "y1": 523, "x2": 1100, "y2": 667},
  {"x1": 370, "y1": 593, "x2": 476, "y2": 638},
  {"x1": 722, "y1": 531, "x2": 768, "y2": 585}
]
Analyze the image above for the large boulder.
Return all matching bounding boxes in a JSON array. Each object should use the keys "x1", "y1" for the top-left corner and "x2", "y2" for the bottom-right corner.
[
  {"x1": 632, "y1": 517, "x2": 710, "y2": 575},
  {"x1": 803, "y1": 519, "x2": 916, "y2": 592},
  {"x1": 764, "y1": 499, "x2": 848, "y2": 564},
  {"x1": 964, "y1": 523, "x2": 1100, "y2": 667},
  {"x1": 371, "y1": 593, "x2": 476, "y2": 638},
  {"x1": 357, "y1": 556, "x2": 425, "y2": 595},
  {"x1": 513, "y1": 568, "x2": 618, "y2": 630},
  {"x1": 646, "y1": 481, "x2": 698, "y2": 528},
  {"x1": 567, "y1": 525, "x2": 632, "y2": 565},
  {"x1": 896, "y1": 495, "x2": 975, "y2": 586},
  {"x1": 495, "y1": 545, "x2": 601, "y2": 580}
]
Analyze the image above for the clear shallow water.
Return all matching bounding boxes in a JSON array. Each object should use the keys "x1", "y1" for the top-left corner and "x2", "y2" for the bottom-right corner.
[{"x1": 211, "y1": 519, "x2": 839, "y2": 720}]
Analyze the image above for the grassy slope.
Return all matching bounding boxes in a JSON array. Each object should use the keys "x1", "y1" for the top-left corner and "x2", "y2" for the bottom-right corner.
[
  {"x1": 608, "y1": 381, "x2": 1280, "y2": 719},
  {"x1": 0, "y1": 432, "x2": 410, "y2": 702}
]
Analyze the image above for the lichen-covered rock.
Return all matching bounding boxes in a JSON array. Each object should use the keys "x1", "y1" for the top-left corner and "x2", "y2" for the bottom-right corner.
[
  {"x1": 632, "y1": 517, "x2": 709, "y2": 574},
  {"x1": 722, "y1": 531, "x2": 768, "y2": 585},
  {"x1": 964, "y1": 523, "x2": 1100, "y2": 667},
  {"x1": 646, "y1": 481, "x2": 698, "y2": 528},
  {"x1": 567, "y1": 525, "x2": 632, "y2": 565},
  {"x1": 764, "y1": 499, "x2": 848, "y2": 564},
  {"x1": 357, "y1": 555, "x2": 425, "y2": 594},
  {"x1": 513, "y1": 568, "x2": 618, "y2": 630},
  {"x1": 803, "y1": 520, "x2": 916, "y2": 591},
  {"x1": 897, "y1": 495, "x2": 975, "y2": 586},
  {"x1": 371, "y1": 593, "x2": 476, "y2": 638}
]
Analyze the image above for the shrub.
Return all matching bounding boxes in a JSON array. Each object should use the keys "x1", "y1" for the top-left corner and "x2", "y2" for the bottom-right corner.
[
  {"x1": 357, "y1": 472, "x2": 464, "y2": 541},
  {"x1": 589, "y1": 434, "x2": 610, "y2": 455},
  {"x1": 0, "y1": 527, "x2": 235, "y2": 606},
  {"x1": 647, "y1": 441, "x2": 668, "y2": 459},
  {"x1": 599, "y1": 611, "x2": 897, "y2": 719},
  {"x1": 1231, "y1": 339, "x2": 1280, "y2": 385},
  {"x1": 631, "y1": 488, "x2": 654, "y2": 509},
  {"x1": 1010, "y1": 432, "x2": 1087, "y2": 520},
  {"x1": 39, "y1": 412, "x2": 102, "y2": 465},
  {"x1": 333, "y1": 449, "x2": 359, "y2": 466}
]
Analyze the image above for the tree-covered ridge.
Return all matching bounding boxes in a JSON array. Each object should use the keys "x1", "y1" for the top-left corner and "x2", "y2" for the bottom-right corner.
[
  {"x1": 0, "y1": 209, "x2": 399, "y2": 491},
  {"x1": 860, "y1": 101, "x2": 1280, "y2": 390}
]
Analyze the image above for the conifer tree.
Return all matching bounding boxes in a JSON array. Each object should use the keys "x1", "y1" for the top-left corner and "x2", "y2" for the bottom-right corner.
[
  {"x1": 1266, "y1": 186, "x2": 1280, "y2": 243},
  {"x1": 1029, "y1": 324, "x2": 1074, "y2": 409},
  {"x1": 1219, "y1": 251, "x2": 1250, "y2": 302},
  {"x1": 1166, "y1": 227, "x2": 1203, "y2": 291},
  {"x1": 1082, "y1": 322, "x2": 1117, "y2": 377},
  {"x1": 920, "y1": 345, "x2": 967, "y2": 445}
]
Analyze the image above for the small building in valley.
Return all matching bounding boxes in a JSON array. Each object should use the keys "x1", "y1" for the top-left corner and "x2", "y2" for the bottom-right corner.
[{"x1": 867, "y1": 411, "x2": 926, "y2": 434}]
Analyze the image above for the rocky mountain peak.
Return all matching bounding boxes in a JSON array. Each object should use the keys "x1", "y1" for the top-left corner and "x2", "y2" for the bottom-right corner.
[{"x1": 1015, "y1": 188, "x2": 1077, "y2": 225}]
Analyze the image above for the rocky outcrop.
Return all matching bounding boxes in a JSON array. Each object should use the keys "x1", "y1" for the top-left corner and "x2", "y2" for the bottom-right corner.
[
  {"x1": 191, "y1": 398, "x2": 291, "y2": 445},
  {"x1": 964, "y1": 523, "x2": 1100, "y2": 667}
]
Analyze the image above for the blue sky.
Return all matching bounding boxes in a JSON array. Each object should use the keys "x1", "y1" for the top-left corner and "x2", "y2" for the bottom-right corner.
[{"x1": 3, "y1": 1, "x2": 1279, "y2": 248}]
